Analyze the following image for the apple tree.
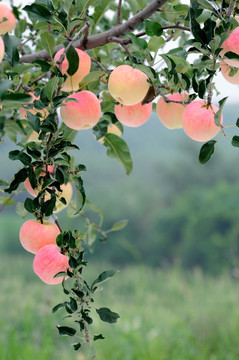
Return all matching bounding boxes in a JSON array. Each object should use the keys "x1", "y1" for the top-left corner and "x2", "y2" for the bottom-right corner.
[{"x1": 0, "y1": 0, "x2": 239, "y2": 356}]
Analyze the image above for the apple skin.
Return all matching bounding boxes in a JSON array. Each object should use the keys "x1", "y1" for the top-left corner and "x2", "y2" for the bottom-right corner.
[
  {"x1": 221, "y1": 27, "x2": 239, "y2": 67},
  {"x1": 220, "y1": 60, "x2": 239, "y2": 84},
  {"x1": 54, "y1": 48, "x2": 91, "y2": 92},
  {"x1": 0, "y1": 4, "x2": 16, "y2": 35},
  {"x1": 0, "y1": 36, "x2": 5, "y2": 63},
  {"x1": 33, "y1": 245, "x2": 69, "y2": 285},
  {"x1": 19, "y1": 219, "x2": 60, "y2": 254},
  {"x1": 108, "y1": 65, "x2": 150, "y2": 106},
  {"x1": 60, "y1": 90, "x2": 101, "y2": 130},
  {"x1": 156, "y1": 93, "x2": 188, "y2": 129},
  {"x1": 182, "y1": 100, "x2": 222, "y2": 142},
  {"x1": 114, "y1": 102, "x2": 152, "y2": 127},
  {"x1": 19, "y1": 92, "x2": 48, "y2": 120}
]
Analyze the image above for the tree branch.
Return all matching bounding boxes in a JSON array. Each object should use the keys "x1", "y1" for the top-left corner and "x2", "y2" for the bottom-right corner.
[
  {"x1": 117, "y1": 0, "x2": 123, "y2": 25},
  {"x1": 20, "y1": 0, "x2": 168, "y2": 63}
]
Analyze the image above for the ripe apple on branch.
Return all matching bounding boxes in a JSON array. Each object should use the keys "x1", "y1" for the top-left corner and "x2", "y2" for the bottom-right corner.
[{"x1": 1, "y1": 0, "x2": 239, "y2": 356}]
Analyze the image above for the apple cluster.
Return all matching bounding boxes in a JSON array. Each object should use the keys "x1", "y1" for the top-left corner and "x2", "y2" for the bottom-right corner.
[{"x1": 19, "y1": 165, "x2": 73, "y2": 284}]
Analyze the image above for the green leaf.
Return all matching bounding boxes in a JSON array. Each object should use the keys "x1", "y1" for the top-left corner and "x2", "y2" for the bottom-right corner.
[
  {"x1": 15, "y1": 202, "x2": 28, "y2": 218},
  {"x1": 73, "y1": 343, "x2": 81, "y2": 351},
  {"x1": 214, "y1": 97, "x2": 227, "y2": 126},
  {"x1": 231, "y1": 136, "x2": 239, "y2": 148},
  {"x1": 23, "y1": 4, "x2": 53, "y2": 21},
  {"x1": 145, "y1": 20, "x2": 163, "y2": 37},
  {"x1": 199, "y1": 140, "x2": 216, "y2": 164},
  {"x1": 103, "y1": 134, "x2": 133, "y2": 175},
  {"x1": 93, "y1": 334, "x2": 105, "y2": 341},
  {"x1": 56, "y1": 326, "x2": 76, "y2": 336},
  {"x1": 91, "y1": 270, "x2": 118, "y2": 290},
  {"x1": 96, "y1": 307, "x2": 120, "y2": 323},
  {"x1": 52, "y1": 302, "x2": 67, "y2": 314},
  {"x1": 109, "y1": 219, "x2": 128, "y2": 232},
  {"x1": 79, "y1": 71, "x2": 105, "y2": 89},
  {"x1": 0, "y1": 80, "x2": 12, "y2": 98},
  {"x1": 129, "y1": 33, "x2": 147, "y2": 50},
  {"x1": 66, "y1": 46, "x2": 79, "y2": 76},
  {"x1": 73, "y1": 176, "x2": 86, "y2": 214},
  {"x1": 45, "y1": 77, "x2": 59, "y2": 102},
  {"x1": 5, "y1": 168, "x2": 28, "y2": 193},
  {"x1": 40, "y1": 31, "x2": 55, "y2": 59}
]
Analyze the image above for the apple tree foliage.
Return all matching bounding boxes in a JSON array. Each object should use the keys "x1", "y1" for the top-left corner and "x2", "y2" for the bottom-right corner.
[{"x1": 1, "y1": 0, "x2": 239, "y2": 356}]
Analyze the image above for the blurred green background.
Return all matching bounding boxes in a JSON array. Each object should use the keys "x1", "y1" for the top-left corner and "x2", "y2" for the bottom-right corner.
[{"x1": 1, "y1": 104, "x2": 239, "y2": 359}]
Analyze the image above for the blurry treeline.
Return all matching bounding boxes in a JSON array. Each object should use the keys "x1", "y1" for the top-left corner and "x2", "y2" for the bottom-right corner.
[{"x1": 1, "y1": 103, "x2": 239, "y2": 274}]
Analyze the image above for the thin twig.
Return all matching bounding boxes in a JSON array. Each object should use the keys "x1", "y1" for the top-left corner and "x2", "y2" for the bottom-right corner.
[
  {"x1": 51, "y1": 214, "x2": 63, "y2": 232},
  {"x1": 90, "y1": 57, "x2": 110, "y2": 74},
  {"x1": 207, "y1": 57, "x2": 217, "y2": 106},
  {"x1": 227, "y1": 0, "x2": 236, "y2": 18},
  {"x1": 30, "y1": 71, "x2": 51, "y2": 85},
  {"x1": 57, "y1": 22, "x2": 90, "y2": 71},
  {"x1": 0, "y1": 194, "x2": 14, "y2": 214},
  {"x1": 108, "y1": 36, "x2": 132, "y2": 57},
  {"x1": 117, "y1": 0, "x2": 123, "y2": 25}
]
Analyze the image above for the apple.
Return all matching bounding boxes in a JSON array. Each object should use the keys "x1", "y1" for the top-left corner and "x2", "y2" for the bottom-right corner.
[
  {"x1": 60, "y1": 90, "x2": 101, "y2": 130},
  {"x1": 220, "y1": 60, "x2": 239, "y2": 84},
  {"x1": 0, "y1": 4, "x2": 16, "y2": 35},
  {"x1": 108, "y1": 65, "x2": 150, "y2": 106},
  {"x1": 19, "y1": 219, "x2": 60, "y2": 254},
  {"x1": 182, "y1": 100, "x2": 222, "y2": 142},
  {"x1": 0, "y1": 36, "x2": 5, "y2": 63},
  {"x1": 54, "y1": 47, "x2": 91, "y2": 92},
  {"x1": 221, "y1": 26, "x2": 239, "y2": 67},
  {"x1": 114, "y1": 102, "x2": 152, "y2": 127},
  {"x1": 33, "y1": 244, "x2": 69, "y2": 285},
  {"x1": 156, "y1": 93, "x2": 188, "y2": 129}
]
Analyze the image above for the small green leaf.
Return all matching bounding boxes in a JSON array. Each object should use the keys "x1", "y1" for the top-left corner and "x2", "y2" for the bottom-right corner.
[
  {"x1": 40, "y1": 31, "x2": 55, "y2": 59},
  {"x1": 129, "y1": 33, "x2": 147, "y2": 50},
  {"x1": 145, "y1": 20, "x2": 163, "y2": 37},
  {"x1": 45, "y1": 77, "x2": 59, "y2": 101},
  {"x1": 52, "y1": 302, "x2": 67, "y2": 314},
  {"x1": 73, "y1": 342, "x2": 81, "y2": 351},
  {"x1": 103, "y1": 134, "x2": 133, "y2": 175},
  {"x1": 23, "y1": 4, "x2": 53, "y2": 21},
  {"x1": 214, "y1": 97, "x2": 227, "y2": 126},
  {"x1": 91, "y1": 270, "x2": 118, "y2": 290},
  {"x1": 56, "y1": 325, "x2": 76, "y2": 336},
  {"x1": 93, "y1": 334, "x2": 105, "y2": 341},
  {"x1": 110, "y1": 219, "x2": 128, "y2": 232},
  {"x1": 199, "y1": 140, "x2": 216, "y2": 164},
  {"x1": 96, "y1": 307, "x2": 120, "y2": 323},
  {"x1": 232, "y1": 136, "x2": 239, "y2": 148}
]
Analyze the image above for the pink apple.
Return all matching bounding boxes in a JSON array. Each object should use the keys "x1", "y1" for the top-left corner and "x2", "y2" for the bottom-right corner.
[
  {"x1": 54, "y1": 47, "x2": 91, "y2": 92},
  {"x1": 220, "y1": 60, "x2": 239, "y2": 84},
  {"x1": 221, "y1": 27, "x2": 239, "y2": 67},
  {"x1": 108, "y1": 65, "x2": 150, "y2": 106},
  {"x1": 33, "y1": 245, "x2": 69, "y2": 285},
  {"x1": 114, "y1": 102, "x2": 152, "y2": 127},
  {"x1": 60, "y1": 90, "x2": 101, "y2": 130},
  {"x1": 156, "y1": 93, "x2": 188, "y2": 129},
  {"x1": 0, "y1": 4, "x2": 16, "y2": 34},
  {"x1": 182, "y1": 100, "x2": 222, "y2": 142},
  {"x1": 0, "y1": 36, "x2": 4, "y2": 63},
  {"x1": 19, "y1": 219, "x2": 60, "y2": 254}
]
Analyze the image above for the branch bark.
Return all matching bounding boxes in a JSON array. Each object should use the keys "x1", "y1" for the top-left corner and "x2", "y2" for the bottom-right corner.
[{"x1": 20, "y1": 0, "x2": 168, "y2": 63}]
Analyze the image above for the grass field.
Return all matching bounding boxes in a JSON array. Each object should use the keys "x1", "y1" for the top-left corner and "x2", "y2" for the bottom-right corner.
[{"x1": 1, "y1": 255, "x2": 239, "y2": 360}]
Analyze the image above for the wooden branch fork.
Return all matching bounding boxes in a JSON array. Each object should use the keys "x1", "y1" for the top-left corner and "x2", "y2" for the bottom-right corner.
[{"x1": 20, "y1": 0, "x2": 168, "y2": 63}]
